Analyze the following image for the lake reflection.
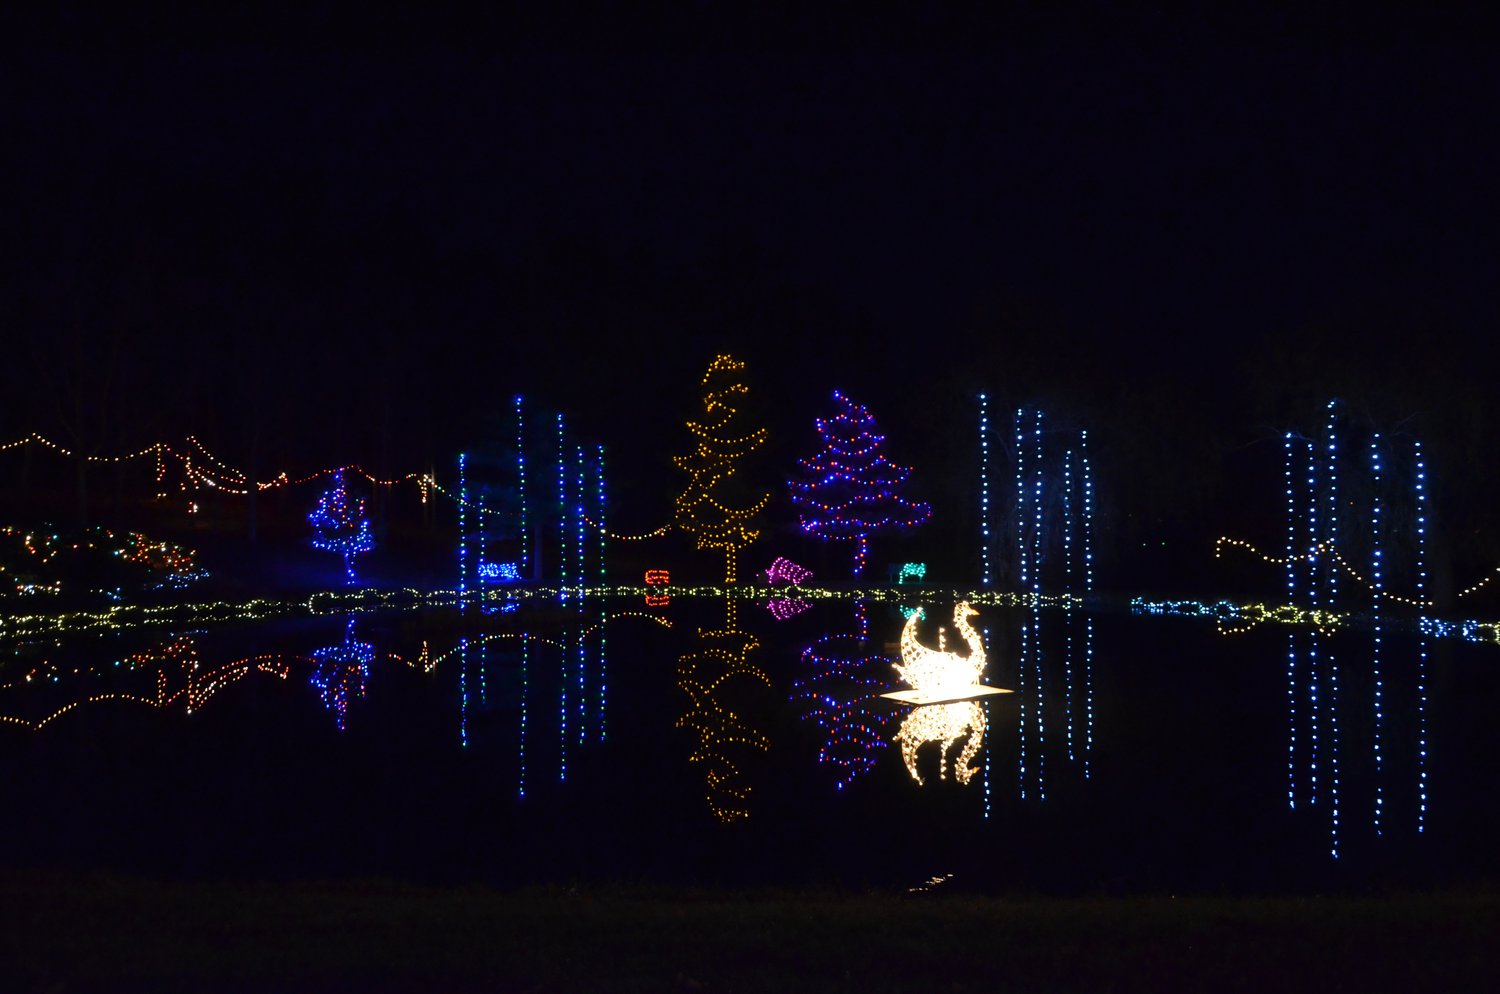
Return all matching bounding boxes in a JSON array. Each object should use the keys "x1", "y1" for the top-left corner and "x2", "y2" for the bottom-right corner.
[{"x1": 0, "y1": 596, "x2": 1495, "y2": 890}]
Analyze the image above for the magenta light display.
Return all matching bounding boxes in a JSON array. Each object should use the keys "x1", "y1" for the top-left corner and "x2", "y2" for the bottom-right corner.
[
  {"x1": 764, "y1": 556, "x2": 814, "y2": 585},
  {"x1": 764, "y1": 556, "x2": 813, "y2": 620},
  {"x1": 788, "y1": 391, "x2": 930, "y2": 578},
  {"x1": 308, "y1": 470, "x2": 375, "y2": 584},
  {"x1": 767, "y1": 598, "x2": 812, "y2": 621}
]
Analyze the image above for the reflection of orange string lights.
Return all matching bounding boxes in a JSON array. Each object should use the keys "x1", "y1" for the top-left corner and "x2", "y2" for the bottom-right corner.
[
  {"x1": 676, "y1": 626, "x2": 769, "y2": 822},
  {"x1": 2, "y1": 611, "x2": 673, "y2": 731}
]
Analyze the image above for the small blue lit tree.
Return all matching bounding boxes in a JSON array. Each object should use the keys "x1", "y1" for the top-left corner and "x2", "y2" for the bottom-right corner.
[
  {"x1": 308, "y1": 470, "x2": 374, "y2": 584},
  {"x1": 789, "y1": 391, "x2": 931, "y2": 578}
]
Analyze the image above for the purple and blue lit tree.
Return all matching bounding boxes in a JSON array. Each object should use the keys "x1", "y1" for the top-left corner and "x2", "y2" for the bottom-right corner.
[
  {"x1": 789, "y1": 391, "x2": 931, "y2": 578},
  {"x1": 308, "y1": 470, "x2": 375, "y2": 584}
]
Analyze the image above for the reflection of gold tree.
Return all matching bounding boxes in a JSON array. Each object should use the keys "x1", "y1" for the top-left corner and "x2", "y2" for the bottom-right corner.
[
  {"x1": 673, "y1": 354, "x2": 769, "y2": 593},
  {"x1": 675, "y1": 627, "x2": 769, "y2": 822}
]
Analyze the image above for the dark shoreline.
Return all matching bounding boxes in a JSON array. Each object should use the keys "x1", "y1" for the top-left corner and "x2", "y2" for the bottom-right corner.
[{"x1": 3, "y1": 869, "x2": 1497, "y2": 992}]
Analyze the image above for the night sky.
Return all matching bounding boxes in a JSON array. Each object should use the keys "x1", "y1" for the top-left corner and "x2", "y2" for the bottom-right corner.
[{"x1": 4, "y1": 5, "x2": 1498, "y2": 548}]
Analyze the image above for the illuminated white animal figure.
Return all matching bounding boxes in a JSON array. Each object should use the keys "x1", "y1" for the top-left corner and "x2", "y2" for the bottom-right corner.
[
  {"x1": 893, "y1": 702, "x2": 986, "y2": 785},
  {"x1": 893, "y1": 601, "x2": 986, "y2": 700}
]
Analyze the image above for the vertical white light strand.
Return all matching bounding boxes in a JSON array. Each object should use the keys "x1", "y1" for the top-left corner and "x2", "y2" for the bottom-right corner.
[
  {"x1": 458, "y1": 452, "x2": 468, "y2": 611},
  {"x1": 979, "y1": 393, "x2": 992, "y2": 588},
  {"x1": 1306, "y1": 435, "x2": 1320, "y2": 807},
  {"x1": 1325, "y1": 402, "x2": 1340, "y2": 858},
  {"x1": 576, "y1": 444, "x2": 587, "y2": 744},
  {"x1": 1081, "y1": 428, "x2": 1094, "y2": 778},
  {"x1": 516, "y1": 395, "x2": 528, "y2": 579},
  {"x1": 519, "y1": 635, "x2": 528, "y2": 798},
  {"x1": 979, "y1": 393, "x2": 992, "y2": 815},
  {"x1": 1062, "y1": 447, "x2": 1076, "y2": 763},
  {"x1": 1284, "y1": 432, "x2": 1298, "y2": 809},
  {"x1": 557, "y1": 413, "x2": 568, "y2": 602},
  {"x1": 556, "y1": 416, "x2": 568, "y2": 775},
  {"x1": 1015, "y1": 407, "x2": 1028, "y2": 799},
  {"x1": 596, "y1": 443, "x2": 607, "y2": 743},
  {"x1": 1371, "y1": 433, "x2": 1384, "y2": 835},
  {"x1": 1413, "y1": 438, "x2": 1429, "y2": 833},
  {"x1": 1032, "y1": 408, "x2": 1046, "y2": 800}
]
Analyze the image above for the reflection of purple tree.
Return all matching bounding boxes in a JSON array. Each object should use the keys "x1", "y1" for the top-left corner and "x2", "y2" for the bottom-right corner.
[
  {"x1": 310, "y1": 618, "x2": 374, "y2": 730},
  {"x1": 308, "y1": 470, "x2": 375, "y2": 583},
  {"x1": 790, "y1": 633, "x2": 889, "y2": 789}
]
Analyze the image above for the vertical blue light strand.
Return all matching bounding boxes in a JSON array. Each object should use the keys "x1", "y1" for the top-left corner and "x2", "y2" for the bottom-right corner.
[
  {"x1": 1081, "y1": 428, "x2": 1094, "y2": 778},
  {"x1": 1370, "y1": 433, "x2": 1384, "y2": 835},
  {"x1": 576, "y1": 443, "x2": 586, "y2": 744},
  {"x1": 458, "y1": 452, "x2": 468, "y2": 611},
  {"x1": 1062, "y1": 447, "x2": 1075, "y2": 763},
  {"x1": 1325, "y1": 401, "x2": 1340, "y2": 859},
  {"x1": 516, "y1": 395, "x2": 528, "y2": 579},
  {"x1": 979, "y1": 393, "x2": 991, "y2": 816},
  {"x1": 556, "y1": 415, "x2": 568, "y2": 774},
  {"x1": 1015, "y1": 407, "x2": 1028, "y2": 799},
  {"x1": 1032, "y1": 408, "x2": 1046, "y2": 801},
  {"x1": 596, "y1": 443, "x2": 607, "y2": 742},
  {"x1": 979, "y1": 393, "x2": 991, "y2": 588},
  {"x1": 1307, "y1": 434, "x2": 1320, "y2": 807},
  {"x1": 1413, "y1": 438, "x2": 1429, "y2": 833},
  {"x1": 1284, "y1": 432, "x2": 1298, "y2": 810}
]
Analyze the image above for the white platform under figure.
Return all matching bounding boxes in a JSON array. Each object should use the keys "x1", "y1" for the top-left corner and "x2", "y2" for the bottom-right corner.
[{"x1": 881, "y1": 601, "x2": 1013, "y2": 706}]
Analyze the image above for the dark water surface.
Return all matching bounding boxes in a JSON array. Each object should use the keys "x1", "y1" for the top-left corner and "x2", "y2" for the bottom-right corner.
[{"x1": 2, "y1": 596, "x2": 1495, "y2": 895}]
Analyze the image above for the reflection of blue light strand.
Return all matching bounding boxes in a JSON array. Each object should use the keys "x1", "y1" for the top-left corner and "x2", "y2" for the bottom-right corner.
[
  {"x1": 979, "y1": 393, "x2": 991, "y2": 588},
  {"x1": 1414, "y1": 438, "x2": 1429, "y2": 833},
  {"x1": 519, "y1": 636, "x2": 528, "y2": 798},
  {"x1": 1371, "y1": 434, "x2": 1384, "y2": 834},
  {"x1": 458, "y1": 636, "x2": 469, "y2": 748}
]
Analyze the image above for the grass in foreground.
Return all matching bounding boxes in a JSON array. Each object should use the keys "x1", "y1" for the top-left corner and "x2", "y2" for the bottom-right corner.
[{"x1": 2, "y1": 870, "x2": 1497, "y2": 992}]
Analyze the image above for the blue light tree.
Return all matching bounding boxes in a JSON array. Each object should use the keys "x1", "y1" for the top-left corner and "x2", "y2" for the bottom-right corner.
[
  {"x1": 308, "y1": 470, "x2": 375, "y2": 584},
  {"x1": 789, "y1": 391, "x2": 931, "y2": 579}
]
